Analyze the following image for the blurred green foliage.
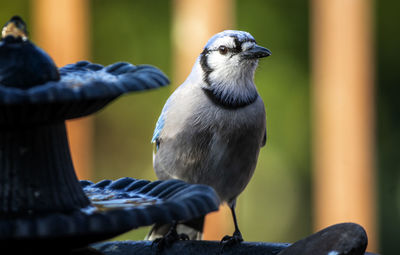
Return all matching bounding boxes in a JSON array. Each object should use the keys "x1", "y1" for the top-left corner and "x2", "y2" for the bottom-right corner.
[
  {"x1": 376, "y1": 0, "x2": 400, "y2": 253},
  {"x1": 90, "y1": 0, "x2": 173, "y2": 239},
  {"x1": 0, "y1": 0, "x2": 398, "y2": 253},
  {"x1": 90, "y1": 0, "x2": 171, "y2": 183},
  {"x1": 0, "y1": 0, "x2": 30, "y2": 26},
  {"x1": 235, "y1": 0, "x2": 311, "y2": 242}
]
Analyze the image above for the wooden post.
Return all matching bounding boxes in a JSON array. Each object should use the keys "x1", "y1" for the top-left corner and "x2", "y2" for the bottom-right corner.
[
  {"x1": 172, "y1": 0, "x2": 235, "y2": 240},
  {"x1": 31, "y1": 0, "x2": 92, "y2": 180},
  {"x1": 311, "y1": 0, "x2": 377, "y2": 251}
]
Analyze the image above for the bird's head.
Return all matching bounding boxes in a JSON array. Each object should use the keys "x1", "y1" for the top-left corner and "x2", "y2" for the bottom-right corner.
[
  {"x1": 1, "y1": 16, "x2": 28, "y2": 41},
  {"x1": 199, "y1": 30, "x2": 270, "y2": 86},
  {"x1": 198, "y1": 30, "x2": 271, "y2": 107}
]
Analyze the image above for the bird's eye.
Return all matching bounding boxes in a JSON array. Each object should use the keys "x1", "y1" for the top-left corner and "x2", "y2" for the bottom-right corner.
[{"x1": 218, "y1": 46, "x2": 228, "y2": 55}]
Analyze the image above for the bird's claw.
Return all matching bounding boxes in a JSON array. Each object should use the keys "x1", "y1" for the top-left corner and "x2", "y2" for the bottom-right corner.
[
  {"x1": 220, "y1": 231, "x2": 243, "y2": 247},
  {"x1": 153, "y1": 227, "x2": 189, "y2": 251}
]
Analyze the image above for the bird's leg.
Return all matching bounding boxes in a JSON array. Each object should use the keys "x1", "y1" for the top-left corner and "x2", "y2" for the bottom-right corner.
[
  {"x1": 153, "y1": 222, "x2": 189, "y2": 251},
  {"x1": 220, "y1": 205, "x2": 244, "y2": 246}
]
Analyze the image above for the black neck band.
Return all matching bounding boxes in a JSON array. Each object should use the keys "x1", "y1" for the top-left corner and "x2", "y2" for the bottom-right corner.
[{"x1": 202, "y1": 87, "x2": 257, "y2": 109}]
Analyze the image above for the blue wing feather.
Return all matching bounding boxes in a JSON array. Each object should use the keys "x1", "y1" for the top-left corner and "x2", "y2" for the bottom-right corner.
[
  {"x1": 151, "y1": 83, "x2": 187, "y2": 145},
  {"x1": 151, "y1": 94, "x2": 173, "y2": 144},
  {"x1": 151, "y1": 111, "x2": 166, "y2": 143}
]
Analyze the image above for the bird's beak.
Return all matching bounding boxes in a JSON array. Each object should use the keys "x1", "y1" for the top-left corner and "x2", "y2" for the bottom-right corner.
[{"x1": 241, "y1": 45, "x2": 271, "y2": 59}]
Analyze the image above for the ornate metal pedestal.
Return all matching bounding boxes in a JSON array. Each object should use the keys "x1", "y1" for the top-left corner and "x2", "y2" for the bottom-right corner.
[{"x1": 0, "y1": 16, "x2": 220, "y2": 252}]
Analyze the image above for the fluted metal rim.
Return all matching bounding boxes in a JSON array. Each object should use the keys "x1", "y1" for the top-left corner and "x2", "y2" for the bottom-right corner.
[
  {"x1": 0, "y1": 61, "x2": 169, "y2": 104},
  {"x1": 0, "y1": 177, "x2": 220, "y2": 248}
]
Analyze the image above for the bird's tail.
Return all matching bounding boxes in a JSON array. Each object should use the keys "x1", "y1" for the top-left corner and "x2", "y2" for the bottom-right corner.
[{"x1": 145, "y1": 216, "x2": 205, "y2": 241}]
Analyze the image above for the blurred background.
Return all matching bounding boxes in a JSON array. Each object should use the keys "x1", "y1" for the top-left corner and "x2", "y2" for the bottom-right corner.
[{"x1": 0, "y1": 0, "x2": 399, "y2": 254}]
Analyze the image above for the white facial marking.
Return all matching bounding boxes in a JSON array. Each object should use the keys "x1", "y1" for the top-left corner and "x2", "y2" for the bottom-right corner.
[
  {"x1": 208, "y1": 36, "x2": 236, "y2": 51},
  {"x1": 198, "y1": 30, "x2": 262, "y2": 107},
  {"x1": 242, "y1": 41, "x2": 255, "y2": 51},
  {"x1": 205, "y1": 35, "x2": 257, "y2": 82}
]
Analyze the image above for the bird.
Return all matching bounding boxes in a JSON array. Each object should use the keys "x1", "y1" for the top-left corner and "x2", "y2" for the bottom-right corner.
[{"x1": 148, "y1": 30, "x2": 271, "y2": 246}]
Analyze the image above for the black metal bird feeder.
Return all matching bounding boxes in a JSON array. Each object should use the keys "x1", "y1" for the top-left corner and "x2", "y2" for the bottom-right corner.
[{"x1": 0, "y1": 16, "x2": 220, "y2": 251}]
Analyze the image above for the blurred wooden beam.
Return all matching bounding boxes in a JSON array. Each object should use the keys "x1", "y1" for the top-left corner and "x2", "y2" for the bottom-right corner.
[
  {"x1": 31, "y1": 0, "x2": 92, "y2": 180},
  {"x1": 311, "y1": 0, "x2": 377, "y2": 251},
  {"x1": 172, "y1": 0, "x2": 235, "y2": 86},
  {"x1": 172, "y1": 0, "x2": 235, "y2": 240}
]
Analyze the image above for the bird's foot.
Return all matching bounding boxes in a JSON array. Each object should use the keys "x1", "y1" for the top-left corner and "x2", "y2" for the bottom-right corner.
[
  {"x1": 153, "y1": 226, "x2": 189, "y2": 251},
  {"x1": 220, "y1": 230, "x2": 243, "y2": 247}
]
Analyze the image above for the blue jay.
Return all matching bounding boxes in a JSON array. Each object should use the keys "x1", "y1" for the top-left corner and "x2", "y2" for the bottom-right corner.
[{"x1": 149, "y1": 30, "x2": 271, "y2": 245}]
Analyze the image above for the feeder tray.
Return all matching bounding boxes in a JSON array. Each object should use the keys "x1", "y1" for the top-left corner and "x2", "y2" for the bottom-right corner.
[{"x1": 0, "y1": 16, "x2": 220, "y2": 249}]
